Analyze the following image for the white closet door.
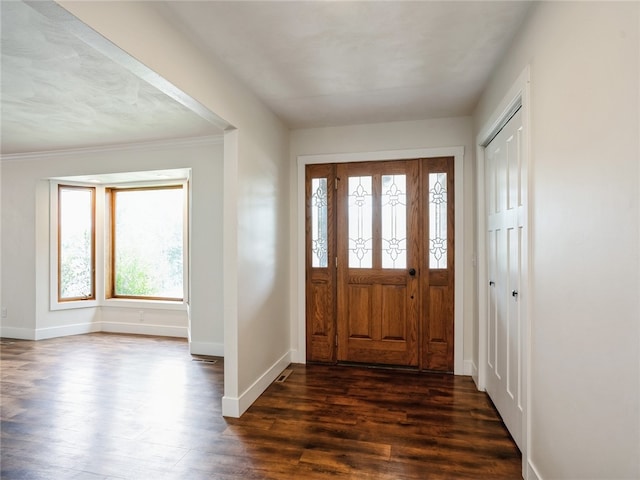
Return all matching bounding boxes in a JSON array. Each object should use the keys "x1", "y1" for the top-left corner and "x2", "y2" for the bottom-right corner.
[{"x1": 485, "y1": 107, "x2": 525, "y2": 450}]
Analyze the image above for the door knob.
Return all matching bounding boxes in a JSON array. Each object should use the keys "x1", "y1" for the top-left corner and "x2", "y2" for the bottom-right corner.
[
  {"x1": 512, "y1": 290, "x2": 519, "y2": 298},
  {"x1": 408, "y1": 268, "x2": 417, "y2": 276}
]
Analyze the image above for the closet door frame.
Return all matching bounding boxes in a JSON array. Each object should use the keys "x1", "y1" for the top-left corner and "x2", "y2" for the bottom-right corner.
[{"x1": 476, "y1": 65, "x2": 531, "y2": 479}]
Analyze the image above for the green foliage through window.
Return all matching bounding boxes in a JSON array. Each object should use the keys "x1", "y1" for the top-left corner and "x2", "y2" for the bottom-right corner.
[{"x1": 113, "y1": 187, "x2": 184, "y2": 299}]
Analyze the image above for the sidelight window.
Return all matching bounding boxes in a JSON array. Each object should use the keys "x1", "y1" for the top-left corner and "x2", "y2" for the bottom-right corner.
[
  {"x1": 428, "y1": 172, "x2": 448, "y2": 269},
  {"x1": 310, "y1": 178, "x2": 328, "y2": 268}
]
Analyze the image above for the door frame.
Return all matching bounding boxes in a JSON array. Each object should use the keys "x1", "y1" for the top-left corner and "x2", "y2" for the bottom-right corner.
[
  {"x1": 296, "y1": 146, "x2": 465, "y2": 375},
  {"x1": 475, "y1": 65, "x2": 531, "y2": 479}
]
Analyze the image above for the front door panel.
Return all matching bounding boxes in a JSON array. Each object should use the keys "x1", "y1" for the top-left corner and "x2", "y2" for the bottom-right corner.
[
  {"x1": 305, "y1": 157, "x2": 455, "y2": 371},
  {"x1": 336, "y1": 160, "x2": 420, "y2": 367}
]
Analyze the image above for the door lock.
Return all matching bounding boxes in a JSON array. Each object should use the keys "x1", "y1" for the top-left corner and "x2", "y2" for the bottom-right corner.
[{"x1": 408, "y1": 268, "x2": 417, "y2": 276}]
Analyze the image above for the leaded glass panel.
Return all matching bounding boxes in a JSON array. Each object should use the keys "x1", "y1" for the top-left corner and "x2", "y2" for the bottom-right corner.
[
  {"x1": 348, "y1": 176, "x2": 373, "y2": 268},
  {"x1": 311, "y1": 178, "x2": 328, "y2": 268},
  {"x1": 381, "y1": 174, "x2": 407, "y2": 269},
  {"x1": 429, "y1": 172, "x2": 448, "y2": 269}
]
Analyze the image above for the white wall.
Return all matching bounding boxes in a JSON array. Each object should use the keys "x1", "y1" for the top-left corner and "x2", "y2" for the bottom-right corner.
[
  {"x1": 57, "y1": 1, "x2": 291, "y2": 416},
  {"x1": 289, "y1": 117, "x2": 476, "y2": 369},
  {"x1": 1, "y1": 157, "x2": 37, "y2": 338},
  {"x1": 1, "y1": 139, "x2": 224, "y2": 351},
  {"x1": 474, "y1": 2, "x2": 639, "y2": 478}
]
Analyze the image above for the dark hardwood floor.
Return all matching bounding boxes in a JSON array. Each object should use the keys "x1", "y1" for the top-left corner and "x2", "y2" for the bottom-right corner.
[{"x1": 1, "y1": 333, "x2": 521, "y2": 479}]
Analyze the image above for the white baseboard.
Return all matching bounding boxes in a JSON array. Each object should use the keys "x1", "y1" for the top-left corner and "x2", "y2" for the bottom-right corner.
[
  {"x1": 527, "y1": 459, "x2": 542, "y2": 480},
  {"x1": 100, "y1": 322, "x2": 188, "y2": 338},
  {"x1": 222, "y1": 349, "x2": 293, "y2": 418},
  {"x1": 221, "y1": 395, "x2": 241, "y2": 418},
  {"x1": 289, "y1": 348, "x2": 303, "y2": 363},
  {"x1": 35, "y1": 322, "x2": 101, "y2": 340},
  {"x1": 11, "y1": 322, "x2": 189, "y2": 341},
  {"x1": 464, "y1": 359, "x2": 477, "y2": 376},
  {"x1": 189, "y1": 341, "x2": 224, "y2": 357},
  {"x1": 0, "y1": 326, "x2": 36, "y2": 340}
]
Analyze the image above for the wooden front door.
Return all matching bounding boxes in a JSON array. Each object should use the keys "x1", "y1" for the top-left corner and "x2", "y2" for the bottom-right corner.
[
  {"x1": 305, "y1": 157, "x2": 454, "y2": 371},
  {"x1": 337, "y1": 160, "x2": 420, "y2": 366}
]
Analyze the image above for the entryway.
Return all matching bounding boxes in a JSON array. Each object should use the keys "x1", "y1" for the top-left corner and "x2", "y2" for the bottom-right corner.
[{"x1": 305, "y1": 157, "x2": 455, "y2": 372}]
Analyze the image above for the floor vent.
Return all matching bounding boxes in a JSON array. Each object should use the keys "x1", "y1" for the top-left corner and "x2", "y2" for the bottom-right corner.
[
  {"x1": 192, "y1": 357, "x2": 218, "y2": 365},
  {"x1": 275, "y1": 368, "x2": 293, "y2": 383}
]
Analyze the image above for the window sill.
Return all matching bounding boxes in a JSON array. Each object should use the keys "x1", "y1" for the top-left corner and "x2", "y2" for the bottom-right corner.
[
  {"x1": 50, "y1": 299, "x2": 99, "y2": 311},
  {"x1": 102, "y1": 298, "x2": 187, "y2": 311},
  {"x1": 50, "y1": 298, "x2": 187, "y2": 312}
]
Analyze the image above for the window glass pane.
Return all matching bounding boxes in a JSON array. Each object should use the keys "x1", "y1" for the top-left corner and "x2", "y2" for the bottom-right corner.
[
  {"x1": 311, "y1": 178, "x2": 328, "y2": 268},
  {"x1": 348, "y1": 176, "x2": 373, "y2": 268},
  {"x1": 429, "y1": 173, "x2": 448, "y2": 269},
  {"x1": 381, "y1": 174, "x2": 407, "y2": 269},
  {"x1": 59, "y1": 187, "x2": 94, "y2": 299},
  {"x1": 114, "y1": 188, "x2": 183, "y2": 298}
]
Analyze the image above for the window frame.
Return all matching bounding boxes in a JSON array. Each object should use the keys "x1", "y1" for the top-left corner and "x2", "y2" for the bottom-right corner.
[
  {"x1": 106, "y1": 184, "x2": 185, "y2": 302},
  {"x1": 50, "y1": 175, "x2": 189, "y2": 312},
  {"x1": 56, "y1": 184, "x2": 97, "y2": 303}
]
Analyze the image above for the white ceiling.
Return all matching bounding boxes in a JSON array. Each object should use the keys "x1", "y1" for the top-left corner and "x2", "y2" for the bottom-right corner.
[
  {"x1": 157, "y1": 1, "x2": 533, "y2": 128},
  {"x1": 0, "y1": 1, "x2": 225, "y2": 155},
  {"x1": 1, "y1": 0, "x2": 533, "y2": 155}
]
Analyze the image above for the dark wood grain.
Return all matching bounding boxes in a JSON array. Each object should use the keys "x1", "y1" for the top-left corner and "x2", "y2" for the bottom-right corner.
[
  {"x1": 1, "y1": 333, "x2": 521, "y2": 479},
  {"x1": 306, "y1": 163, "x2": 337, "y2": 363},
  {"x1": 421, "y1": 156, "x2": 455, "y2": 371},
  {"x1": 336, "y1": 160, "x2": 420, "y2": 367}
]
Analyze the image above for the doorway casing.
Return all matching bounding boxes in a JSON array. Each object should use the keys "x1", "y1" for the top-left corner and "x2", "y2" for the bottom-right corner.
[
  {"x1": 296, "y1": 146, "x2": 465, "y2": 375},
  {"x1": 475, "y1": 65, "x2": 532, "y2": 479}
]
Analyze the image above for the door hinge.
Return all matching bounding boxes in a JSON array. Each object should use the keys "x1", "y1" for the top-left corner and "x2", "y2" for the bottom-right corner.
[
  {"x1": 335, "y1": 176, "x2": 340, "y2": 189},
  {"x1": 335, "y1": 256, "x2": 338, "y2": 268},
  {"x1": 335, "y1": 334, "x2": 338, "y2": 346}
]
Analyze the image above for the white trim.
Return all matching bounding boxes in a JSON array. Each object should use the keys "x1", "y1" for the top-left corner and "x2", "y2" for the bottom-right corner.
[
  {"x1": 527, "y1": 460, "x2": 542, "y2": 480},
  {"x1": 4, "y1": 322, "x2": 189, "y2": 342},
  {"x1": 101, "y1": 299, "x2": 187, "y2": 310},
  {"x1": 300, "y1": 147, "x2": 462, "y2": 165},
  {"x1": 464, "y1": 359, "x2": 477, "y2": 377},
  {"x1": 296, "y1": 146, "x2": 465, "y2": 374},
  {"x1": 476, "y1": 65, "x2": 531, "y2": 479},
  {"x1": 99, "y1": 322, "x2": 187, "y2": 338},
  {"x1": 222, "y1": 129, "x2": 240, "y2": 416},
  {"x1": 189, "y1": 341, "x2": 224, "y2": 357},
  {"x1": 0, "y1": 326, "x2": 36, "y2": 340},
  {"x1": 35, "y1": 322, "x2": 101, "y2": 340},
  {"x1": 452, "y1": 150, "x2": 464, "y2": 376},
  {"x1": 222, "y1": 349, "x2": 293, "y2": 418},
  {"x1": 1, "y1": 135, "x2": 224, "y2": 162},
  {"x1": 475, "y1": 152, "x2": 487, "y2": 390}
]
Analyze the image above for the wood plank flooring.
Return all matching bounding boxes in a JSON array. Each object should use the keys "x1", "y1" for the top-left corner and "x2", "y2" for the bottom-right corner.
[{"x1": 1, "y1": 333, "x2": 521, "y2": 479}]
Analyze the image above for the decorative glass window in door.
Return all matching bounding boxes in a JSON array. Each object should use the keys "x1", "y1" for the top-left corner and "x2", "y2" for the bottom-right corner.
[
  {"x1": 381, "y1": 174, "x2": 407, "y2": 269},
  {"x1": 429, "y1": 172, "x2": 448, "y2": 269},
  {"x1": 311, "y1": 178, "x2": 328, "y2": 268},
  {"x1": 348, "y1": 176, "x2": 373, "y2": 268}
]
